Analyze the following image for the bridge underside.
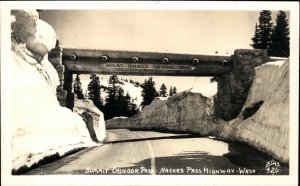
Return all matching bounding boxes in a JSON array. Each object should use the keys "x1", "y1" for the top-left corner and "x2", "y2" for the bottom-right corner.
[{"x1": 62, "y1": 48, "x2": 233, "y2": 76}]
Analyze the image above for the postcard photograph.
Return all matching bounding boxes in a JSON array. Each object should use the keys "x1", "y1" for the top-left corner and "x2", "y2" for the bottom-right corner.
[{"x1": 1, "y1": 1, "x2": 299, "y2": 186}]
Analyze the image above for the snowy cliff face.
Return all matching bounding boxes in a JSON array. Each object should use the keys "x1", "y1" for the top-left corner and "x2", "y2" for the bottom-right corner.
[
  {"x1": 219, "y1": 59, "x2": 289, "y2": 162},
  {"x1": 73, "y1": 99, "x2": 106, "y2": 142},
  {"x1": 106, "y1": 91, "x2": 218, "y2": 135},
  {"x1": 106, "y1": 59, "x2": 289, "y2": 162},
  {"x1": 11, "y1": 10, "x2": 95, "y2": 173}
]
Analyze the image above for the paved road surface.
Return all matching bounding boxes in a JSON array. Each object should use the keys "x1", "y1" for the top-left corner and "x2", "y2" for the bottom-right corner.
[{"x1": 26, "y1": 129, "x2": 288, "y2": 175}]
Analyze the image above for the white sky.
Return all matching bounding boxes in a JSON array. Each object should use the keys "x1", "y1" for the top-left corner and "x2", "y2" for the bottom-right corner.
[
  {"x1": 40, "y1": 10, "x2": 287, "y2": 93},
  {"x1": 40, "y1": 10, "x2": 264, "y2": 54}
]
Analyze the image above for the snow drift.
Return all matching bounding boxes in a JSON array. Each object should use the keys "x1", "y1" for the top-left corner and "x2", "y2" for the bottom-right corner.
[
  {"x1": 73, "y1": 99, "x2": 106, "y2": 142},
  {"x1": 11, "y1": 10, "x2": 97, "y2": 173},
  {"x1": 219, "y1": 59, "x2": 289, "y2": 162},
  {"x1": 106, "y1": 59, "x2": 289, "y2": 162},
  {"x1": 106, "y1": 90, "x2": 217, "y2": 134}
]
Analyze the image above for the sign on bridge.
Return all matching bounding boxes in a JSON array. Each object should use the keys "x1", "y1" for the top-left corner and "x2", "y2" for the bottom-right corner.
[
  {"x1": 97, "y1": 63, "x2": 192, "y2": 70},
  {"x1": 62, "y1": 48, "x2": 233, "y2": 76}
]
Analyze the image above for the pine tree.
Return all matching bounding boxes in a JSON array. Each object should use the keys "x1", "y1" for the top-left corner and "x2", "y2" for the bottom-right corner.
[
  {"x1": 269, "y1": 11, "x2": 290, "y2": 57},
  {"x1": 73, "y1": 74, "x2": 84, "y2": 99},
  {"x1": 129, "y1": 103, "x2": 139, "y2": 116},
  {"x1": 104, "y1": 82, "x2": 117, "y2": 120},
  {"x1": 251, "y1": 10, "x2": 273, "y2": 49},
  {"x1": 116, "y1": 87, "x2": 126, "y2": 116},
  {"x1": 104, "y1": 75, "x2": 124, "y2": 119},
  {"x1": 109, "y1": 75, "x2": 119, "y2": 84},
  {"x1": 141, "y1": 77, "x2": 158, "y2": 108},
  {"x1": 123, "y1": 92, "x2": 132, "y2": 116},
  {"x1": 250, "y1": 24, "x2": 261, "y2": 49},
  {"x1": 172, "y1": 86, "x2": 177, "y2": 95},
  {"x1": 159, "y1": 83, "x2": 168, "y2": 97},
  {"x1": 87, "y1": 74, "x2": 103, "y2": 111},
  {"x1": 104, "y1": 75, "x2": 138, "y2": 120},
  {"x1": 169, "y1": 86, "x2": 173, "y2": 97}
]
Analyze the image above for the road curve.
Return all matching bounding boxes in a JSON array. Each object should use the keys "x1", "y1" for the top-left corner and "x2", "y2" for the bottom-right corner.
[{"x1": 25, "y1": 129, "x2": 289, "y2": 175}]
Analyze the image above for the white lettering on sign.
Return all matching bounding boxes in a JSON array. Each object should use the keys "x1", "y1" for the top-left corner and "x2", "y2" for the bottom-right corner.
[{"x1": 99, "y1": 63, "x2": 192, "y2": 70}]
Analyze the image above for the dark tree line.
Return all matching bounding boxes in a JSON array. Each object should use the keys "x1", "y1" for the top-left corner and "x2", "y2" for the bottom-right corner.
[
  {"x1": 74, "y1": 74, "x2": 139, "y2": 120},
  {"x1": 74, "y1": 74, "x2": 178, "y2": 119},
  {"x1": 168, "y1": 86, "x2": 177, "y2": 97},
  {"x1": 251, "y1": 10, "x2": 289, "y2": 57},
  {"x1": 73, "y1": 74, "x2": 84, "y2": 99},
  {"x1": 104, "y1": 75, "x2": 139, "y2": 120},
  {"x1": 141, "y1": 77, "x2": 158, "y2": 108},
  {"x1": 87, "y1": 74, "x2": 104, "y2": 111},
  {"x1": 141, "y1": 77, "x2": 177, "y2": 108}
]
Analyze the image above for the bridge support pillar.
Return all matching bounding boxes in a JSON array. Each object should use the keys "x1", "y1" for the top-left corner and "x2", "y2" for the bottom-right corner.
[
  {"x1": 48, "y1": 40, "x2": 69, "y2": 107},
  {"x1": 63, "y1": 69, "x2": 74, "y2": 110},
  {"x1": 215, "y1": 49, "x2": 270, "y2": 121}
]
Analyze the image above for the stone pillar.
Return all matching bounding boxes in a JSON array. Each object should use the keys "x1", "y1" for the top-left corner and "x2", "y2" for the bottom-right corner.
[
  {"x1": 216, "y1": 49, "x2": 270, "y2": 120},
  {"x1": 48, "y1": 40, "x2": 68, "y2": 107},
  {"x1": 64, "y1": 69, "x2": 74, "y2": 110}
]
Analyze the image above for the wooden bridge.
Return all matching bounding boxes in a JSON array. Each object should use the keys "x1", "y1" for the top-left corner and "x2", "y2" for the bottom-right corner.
[
  {"x1": 50, "y1": 47, "x2": 270, "y2": 120},
  {"x1": 62, "y1": 48, "x2": 233, "y2": 76}
]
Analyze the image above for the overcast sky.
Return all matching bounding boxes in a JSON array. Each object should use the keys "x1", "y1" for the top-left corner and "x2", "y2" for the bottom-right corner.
[
  {"x1": 40, "y1": 10, "x2": 263, "y2": 54},
  {"x1": 40, "y1": 10, "x2": 288, "y2": 93}
]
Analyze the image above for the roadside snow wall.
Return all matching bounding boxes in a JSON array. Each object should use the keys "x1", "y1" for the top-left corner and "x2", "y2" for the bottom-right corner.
[
  {"x1": 73, "y1": 99, "x2": 106, "y2": 142},
  {"x1": 106, "y1": 92, "x2": 218, "y2": 135},
  {"x1": 219, "y1": 59, "x2": 289, "y2": 162},
  {"x1": 11, "y1": 10, "x2": 96, "y2": 173},
  {"x1": 106, "y1": 59, "x2": 289, "y2": 162}
]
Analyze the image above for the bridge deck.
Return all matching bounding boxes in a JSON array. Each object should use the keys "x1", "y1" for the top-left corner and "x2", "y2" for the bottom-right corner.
[{"x1": 62, "y1": 48, "x2": 233, "y2": 76}]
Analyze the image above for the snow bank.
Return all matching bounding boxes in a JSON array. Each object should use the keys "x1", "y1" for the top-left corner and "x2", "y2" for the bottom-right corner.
[
  {"x1": 106, "y1": 90, "x2": 217, "y2": 135},
  {"x1": 220, "y1": 59, "x2": 290, "y2": 162},
  {"x1": 11, "y1": 10, "x2": 96, "y2": 173},
  {"x1": 73, "y1": 99, "x2": 106, "y2": 142},
  {"x1": 106, "y1": 59, "x2": 289, "y2": 162},
  {"x1": 256, "y1": 60, "x2": 286, "y2": 69},
  {"x1": 157, "y1": 97, "x2": 168, "y2": 101}
]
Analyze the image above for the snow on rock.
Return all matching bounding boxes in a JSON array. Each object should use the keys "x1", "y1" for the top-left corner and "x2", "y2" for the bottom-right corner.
[
  {"x1": 157, "y1": 97, "x2": 168, "y2": 101},
  {"x1": 256, "y1": 60, "x2": 286, "y2": 69},
  {"x1": 11, "y1": 10, "x2": 39, "y2": 44},
  {"x1": 73, "y1": 99, "x2": 106, "y2": 142},
  {"x1": 40, "y1": 54, "x2": 60, "y2": 93},
  {"x1": 26, "y1": 19, "x2": 57, "y2": 59},
  {"x1": 11, "y1": 10, "x2": 96, "y2": 173}
]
